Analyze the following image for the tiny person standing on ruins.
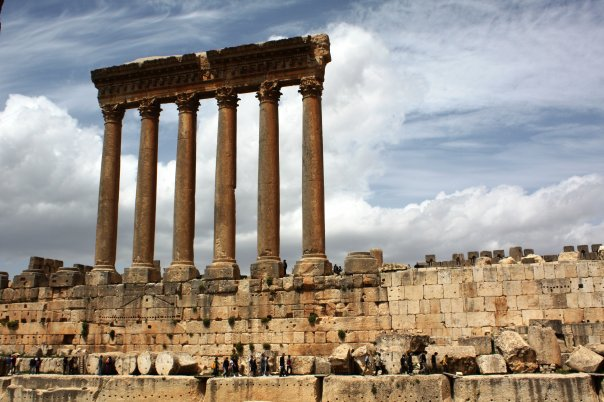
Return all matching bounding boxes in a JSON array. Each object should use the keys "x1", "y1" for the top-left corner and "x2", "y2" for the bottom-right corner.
[{"x1": 279, "y1": 353, "x2": 286, "y2": 377}]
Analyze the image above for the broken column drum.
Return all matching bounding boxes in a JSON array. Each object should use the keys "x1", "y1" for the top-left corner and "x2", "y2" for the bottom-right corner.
[{"x1": 90, "y1": 34, "x2": 332, "y2": 284}]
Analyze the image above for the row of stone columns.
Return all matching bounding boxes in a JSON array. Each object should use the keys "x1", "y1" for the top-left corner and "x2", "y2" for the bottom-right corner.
[{"x1": 90, "y1": 77, "x2": 329, "y2": 285}]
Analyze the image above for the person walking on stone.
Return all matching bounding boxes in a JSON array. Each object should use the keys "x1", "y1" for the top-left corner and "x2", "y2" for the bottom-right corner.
[
  {"x1": 286, "y1": 355, "x2": 292, "y2": 375},
  {"x1": 406, "y1": 352, "x2": 413, "y2": 375},
  {"x1": 29, "y1": 357, "x2": 35, "y2": 374},
  {"x1": 431, "y1": 352, "x2": 438, "y2": 373},
  {"x1": 283, "y1": 260, "x2": 288, "y2": 275},
  {"x1": 97, "y1": 355, "x2": 103, "y2": 375},
  {"x1": 63, "y1": 356, "x2": 68, "y2": 375},
  {"x1": 419, "y1": 351, "x2": 427, "y2": 374},
  {"x1": 400, "y1": 354, "x2": 406, "y2": 374},
  {"x1": 35, "y1": 356, "x2": 41, "y2": 374},
  {"x1": 374, "y1": 353, "x2": 382, "y2": 375},
  {"x1": 222, "y1": 357, "x2": 229, "y2": 377},
  {"x1": 212, "y1": 357, "x2": 219, "y2": 376},
  {"x1": 279, "y1": 353, "x2": 286, "y2": 377},
  {"x1": 260, "y1": 355, "x2": 266, "y2": 376}
]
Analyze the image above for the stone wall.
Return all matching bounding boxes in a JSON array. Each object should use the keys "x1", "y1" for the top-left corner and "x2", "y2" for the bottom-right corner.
[
  {"x1": 2, "y1": 373, "x2": 602, "y2": 402},
  {"x1": 0, "y1": 260, "x2": 603, "y2": 367}
]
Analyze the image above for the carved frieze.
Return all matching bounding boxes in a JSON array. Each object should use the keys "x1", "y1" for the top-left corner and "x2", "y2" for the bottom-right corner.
[{"x1": 91, "y1": 35, "x2": 331, "y2": 106}]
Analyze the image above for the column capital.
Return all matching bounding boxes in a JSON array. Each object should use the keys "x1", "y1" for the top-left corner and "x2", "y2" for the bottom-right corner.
[
  {"x1": 175, "y1": 93, "x2": 200, "y2": 113},
  {"x1": 138, "y1": 98, "x2": 161, "y2": 118},
  {"x1": 256, "y1": 80, "x2": 281, "y2": 103},
  {"x1": 101, "y1": 103, "x2": 125, "y2": 123},
  {"x1": 216, "y1": 86, "x2": 240, "y2": 109},
  {"x1": 299, "y1": 76, "x2": 323, "y2": 98}
]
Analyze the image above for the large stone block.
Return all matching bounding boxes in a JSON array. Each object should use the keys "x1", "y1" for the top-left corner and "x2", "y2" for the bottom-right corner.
[
  {"x1": 322, "y1": 375, "x2": 452, "y2": 402},
  {"x1": 566, "y1": 345, "x2": 604, "y2": 373},
  {"x1": 454, "y1": 374, "x2": 597, "y2": 402},
  {"x1": 11, "y1": 271, "x2": 48, "y2": 288},
  {"x1": 292, "y1": 258, "x2": 332, "y2": 276},
  {"x1": 122, "y1": 267, "x2": 161, "y2": 284},
  {"x1": 164, "y1": 265, "x2": 200, "y2": 282},
  {"x1": 495, "y1": 330, "x2": 538, "y2": 373},
  {"x1": 458, "y1": 336, "x2": 493, "y2": 355},
  {"x1": 344, "y1": 252, "x2": 378, "y2": 274},
  {"x1": 205, "y1": 376, "x2": 320, "y2": 402},
  {"x1": 328, "y1": 343, "x2": 353, "y2": 374},
  {"x1": 476, "y1": 354, "x2": 507, "y2": 374},
  {"x1": 527, "y1": 325, "x2": 562, "y2": 366},
  {"x1": 50, "y1": 267, "x2": 85, "y2": 288}
]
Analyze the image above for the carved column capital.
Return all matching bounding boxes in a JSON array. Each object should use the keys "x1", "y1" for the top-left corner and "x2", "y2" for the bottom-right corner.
[
  {"x1": 138, "y1": 98, "x2": 161, "y2": 118},
  {"x1": 216, "y1": 87, "x2": 239, "y2": 109},
  {"x1": 101, "y1": 104, "x2": 125, "y2": 123},
  {"x1": 175, "y1": 93, "x2": 200, "y2": 113},
  {"x1": 299, "y1": 77, "x2": 323, "y2": 98},
  {"x1": 256, "y1": 80, "x2": 282, "y2": 103}
]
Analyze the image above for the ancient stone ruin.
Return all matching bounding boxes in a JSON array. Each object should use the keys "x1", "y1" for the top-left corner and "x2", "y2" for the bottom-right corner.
[{"x1": 1, "y1": 34, "x2": 604, "y2": 401}]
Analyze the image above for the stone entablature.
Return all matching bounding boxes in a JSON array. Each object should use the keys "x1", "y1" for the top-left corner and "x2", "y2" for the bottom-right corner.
[{"x1": 91, "y1": 34, "x2": 330, "y2": 107}]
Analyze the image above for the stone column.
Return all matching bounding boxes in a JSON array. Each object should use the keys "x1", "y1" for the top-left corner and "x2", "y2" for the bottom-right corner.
[
  {"x1": 251, "y1": 81, "x2": 284, "y2": 279},
  {"x1": 89, "y1": 103, "x2": 125, "y2": 285},
  {"x1": 124, "y1": 98, "x2": 162, "y2": 284},
  {"x1": 205, "y1": 87, "x2": 241, "y2": 280},
  {"x1": 293, "y1": 77, "x2": 331, "y2": 276},
  {"x1": 165, "y1": 93, "x2": 200, "y2": 282}
]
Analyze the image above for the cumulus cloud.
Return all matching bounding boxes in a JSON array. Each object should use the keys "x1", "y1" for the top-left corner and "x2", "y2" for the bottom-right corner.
[{"x1": 1, "y1": 95, "x2": 602, "y2": 277}]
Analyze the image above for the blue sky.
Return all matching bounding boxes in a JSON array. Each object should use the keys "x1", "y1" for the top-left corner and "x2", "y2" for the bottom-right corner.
[{"x1": 0, "y1": 0, "x2": 603, "y2": 277}]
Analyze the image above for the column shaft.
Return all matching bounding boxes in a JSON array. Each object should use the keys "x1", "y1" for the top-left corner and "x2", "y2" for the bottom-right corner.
[
  {"x1": 257, "y1": 81, "x2": 281, "y2": 261},
  {"x1": 251, "y1": 81, "x2": 283, "y2": 279},
  {"x1": 93, "y1": 104, "x2": 124, "y2": 272},
  {"x1": 300, "y1": 77, "x2": 326, "y2": 258},
  {"x1": 171, "y1": 94, "x2": 198, "y2": 266},
  {"x1": 213, "y1": 88, "x2": 238, "y2": 263},
  {"x1": 132, "y1": 99, "x2": 160, "y2": 268}
]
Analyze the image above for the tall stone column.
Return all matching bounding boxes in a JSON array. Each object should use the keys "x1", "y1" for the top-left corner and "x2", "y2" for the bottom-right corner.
[
  {"x1": 124, "y1": 98, "x2": 162, "y2": 284},
  {"x1": 88, "y1": 103, "x2": 125, "y2": 286},
  {"x1": 165, "y1": 93, "x2": 200, "y2": 282},
  {"x1": 251, "y1": 81, "x2": 284, "y2": 279},
  {"x1": 205, "y1": 87, "x2": 241, "y2": 280},
  {"x1": 293, "y1": 77, "x2": 331, "y2": 276}
]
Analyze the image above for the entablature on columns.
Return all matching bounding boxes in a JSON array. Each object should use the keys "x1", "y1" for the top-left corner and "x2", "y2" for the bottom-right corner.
[{"x1": 91, "y1": 34, "x2": 331, "y2": 107}]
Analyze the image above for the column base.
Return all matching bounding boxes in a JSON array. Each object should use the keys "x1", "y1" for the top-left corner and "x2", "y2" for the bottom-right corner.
[
  {"x1": 122, "y1": 266, "x2": 161, "y2": 284},
  {"x1": 250, "y1": 259, "x2": 284, "y2": 280},
  {"x1": 293, "y1": 257, "x2": 332, "y2": 277},
  {"x1": 204, "y1": 261, "x2": 241, "y2": 280},
  {"x1": 164, "y1": 264, "x2": 200, "y2": 282},
  {"x1": 86, "y1": 268, "x2": 122, "y2": 286}
]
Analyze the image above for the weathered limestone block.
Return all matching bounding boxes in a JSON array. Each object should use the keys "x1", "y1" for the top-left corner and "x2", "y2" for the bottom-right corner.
[
  {"x1": 122, "y1": 267, "x2": 161, "y2": 284},
  {"x1": 475, "y1": 257, "x2": 491, "y2": 267},
  {"x1": 115, "y1": 353, "x2": 138, "y2": 375},
  {"x1": 458, "y1": 336, "x2": 493, "y2": 355},
  {"x1": 50, "y1": 267, "x2": 85, "y2": 288},
  {"x1": 495, "y1": 330, "x2": 538, "y2": 373},
  {"x1": 322, "y1": 375, "x2": 452, "y2": 402},
  {"x1": 329, "y1": 344, "x2": 353, "y2": 374},
  {"x1": 476, "y1": 354, "x2": 507, "y2": 374},
  {"x1": 155, "y1": 352, "x2": 198, "y2": 375},
  {"x1": 426, "y1": 345, "x2": 478, "y2": 375},
  {"x1": 370, "y1": 248, "x2": 383, "y2": 266},
  {"x1": 499, "y1": 257, "x2": 518, "y2": 265},
  {"x1": 315, "y1": 357, "x2": 331, "y2": 375},
  {"x1": 586, "y1": 343, "x2": 604, "y2": 356},
  {"x1": 527, "y1": 326, "x2": 562, "y2": 366},
  {"x1": 205, "y1": 376, "x2": 320, "y2": 402},
  {"x1": 292, "y1": 356, "x2": 315, "y2": 375},
  {"x1": 559, "y1": 251, "x2": 580, "y2": 262},
  {"x1": 454, "y1": 374, "x2": 597, "y2": 402},
  {"x1": 344, "y1": 252, "x2": 378, "y2": 274},
  {"x1": 351, "y1": 344, "x2": 376, "y2": 373},
  {"x1": 566, "y1": 345, "x2": 604, "y2": 373}
]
